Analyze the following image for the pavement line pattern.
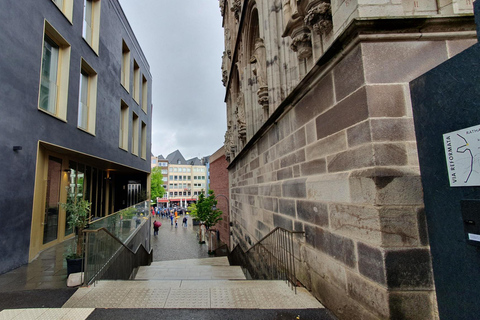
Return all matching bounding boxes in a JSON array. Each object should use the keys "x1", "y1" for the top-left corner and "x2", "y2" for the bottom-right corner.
[
  {"x1": 0, "y1": 308, "x2": 94, "y2": 320},
  {"x1": 62, "y1": 280, "x2": 324, "y2": 309}
]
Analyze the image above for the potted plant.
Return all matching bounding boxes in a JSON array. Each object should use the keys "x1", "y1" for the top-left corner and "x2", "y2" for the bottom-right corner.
[
  {"x1": 120, "y1": 207, "x2": 136, "y2": 228},
  {"x1": 60, "y1": 197, "x2": 91, "y2": 276}
]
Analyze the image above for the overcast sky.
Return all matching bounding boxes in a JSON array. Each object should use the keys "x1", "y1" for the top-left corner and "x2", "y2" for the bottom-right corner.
[{"x1": 118, "y1": 0, "x2": 226, "y2": 160}]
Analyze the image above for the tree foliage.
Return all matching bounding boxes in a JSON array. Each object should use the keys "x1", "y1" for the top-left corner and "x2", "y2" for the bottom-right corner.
[
  {"x1": 193, "y1": 190, "x2": 223, "y2": 229},
  {"x1": 60, "y1": 193, "x2": 91, "y2": 258},
  {"x1": 151, "y1": 167, "x2": 165, "y2": 200}
]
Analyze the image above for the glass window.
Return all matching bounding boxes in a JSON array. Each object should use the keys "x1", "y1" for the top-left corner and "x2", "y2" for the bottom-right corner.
[
  {"x1": 141, "y1": 122, "x2": 146, "y2": 159},
  {"x1": 132, "y1": 112, "x2": 139, "y2": 155},
  {"x1": 52, "y1": 0, "x2": 73, "y2": 22},
  {"x1": 39, "y1": 35, "x2": 59, "y2": 115},
  {"x1": 133, "y1": 60, "x2": 140, "y2": 103},
  {"x1": 77, "y1": 59, "x2": 97, "y2": 134},
  {"x1": 119, "y1": 101, "x2": 128, "y2": 150},
  {"x1": 121, "y1": 40, "x2": 130, "y2": 91},
  {"x1": 141, "y1": 75, "x2": 148, "y2": 113}
]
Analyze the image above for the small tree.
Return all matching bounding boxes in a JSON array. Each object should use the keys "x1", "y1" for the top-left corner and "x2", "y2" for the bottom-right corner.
[
  {"x1": 60, "y1": 196, "x2": 91, "y2": 259},
  {"x1": 151, "y1": 167, "x2": 165, "y2": 201},
  {"x1": 195, "y1": 190, "x2": 223, "y2": 229}
]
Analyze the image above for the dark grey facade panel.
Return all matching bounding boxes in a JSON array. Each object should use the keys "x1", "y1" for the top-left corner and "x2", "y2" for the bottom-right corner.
[{"x1": 0, "y1": 0, "x2": 153, "y2": 274}]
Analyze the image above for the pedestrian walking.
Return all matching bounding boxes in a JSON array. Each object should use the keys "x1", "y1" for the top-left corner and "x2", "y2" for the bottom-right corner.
[
  {"x1": 182, "y1": 216, "x2": 187, "y2": 227},
  {"x1": 153, "y1": 220, "x2": 161, "y2": 236},
  {"x1": 175, "y1": 216, "x2": 178, "y2": 228},
  {"x1": 170, "y1": 213, "x2": 174, "y2": 226}
]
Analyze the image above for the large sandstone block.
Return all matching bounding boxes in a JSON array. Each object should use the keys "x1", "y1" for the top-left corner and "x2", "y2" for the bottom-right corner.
[
  {"x1": 401, "y1": 0, "x2": 438, "y2": 15},
  {"x1": 333, "y1": 46, "x2": 365, "y2": 101},
  {"x1": 310, "y1": 269, "x2": 380, "y2": 320},
  {"x1": 379, "y1": 206, "x2": 421, "y2": 247},
  {"x1": 389, "y1": 291, "x2": 436, "y2": 320},
  {"x1": 282, "y1": 178, "x2": 307, "y2": 198},
  {"x1": 293, "y1": 73, "x2": 334, "y2": 128},
  {"x1": 370, "y1": 118, "x2": 416, "y2": 142},
  {"x1": 330, "y1": 203, "x2": 383, "y2": 245},
  {"x1": 306, "y1": 131, "x2": 347, "y2": 161},
  {"x1": 349, "y1": 167, "x2": 424, "y2": 206},
  {"x1": 385, "y1": 248, "x2": 434, "y2": 290},
  {"x1": 357, "y1": 242, "x2": 386, "y2": 285},
  {"x1": 347, "y1": 120, "x2": 371, "y2": 148},
  {"x1": 366, "y1": 84, "x2": 408, "y2": 117},
  {"x1": 330, "y1": 202, "x2": 422, "y2": 247},
  {"x1": 362, "y1": 41, "x2": 449, "y2": 84},
  {"x1": 306, "y1": 172, "x2": 351, "y2": 203},
  {"x1": 280, "y1": 149, "x2": 306, "y2": 168},
  {"x1": 303, "y1": 245, "x2": 348, "y2": 292},
  {"x1": 316, "y1": 87, "x2": 369, "y2": 140},
  {"x1": 296, "y1": 199, "x2": 329, "y2": 227},
  {"x1": 347, "y1": 270, "x2": 390, "y2": 318},
  {"x1": 314, "y1": 227, "x2": 357, "y2": 268}
]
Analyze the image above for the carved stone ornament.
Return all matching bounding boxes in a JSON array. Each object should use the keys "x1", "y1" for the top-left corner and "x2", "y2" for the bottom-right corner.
[
  {"x1": 231, "y1": 0, "x2": 241, "y2": 21},
  {"x1": 222, "y1": 70, "x2": 228, "y2": 86},
  {"x1": 236, "y1": 94, "x2": 247, "y2": 143},
  {"x1": 290, "y1": 28, "x2": 312, "y2": 59},
  {"x1": 282, "y1": 0, "x2": 308, "y2": 37},
  {"x1": 224, "y1": 120, "x2": 235, "y2": 161},
  {"x1": 258, "y1": 87, "x2": 269, "y2": 108},
  {"x1": 304, "y1": 2, "x2": 332, "y2": 35},
  {"x1": 219, "y1": 0, "x2": 225, "y2": 17},
  {"x1": 221, "y1": 51, "x2": 228, "y2": 86},
  {"x1": 249, "y1": 38, "x2": 268, "y2": 89}
]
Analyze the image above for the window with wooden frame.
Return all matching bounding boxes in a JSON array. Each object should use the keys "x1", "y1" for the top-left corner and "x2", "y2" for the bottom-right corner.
[
  {"x1": 119, "y1": 100, "x2": 129, "y2": 150},
  {"x1": 82, "y1": 0, "x2": 101, "y2": 53},
  {"x1": 52, "y1": 0, "x2": 74, "y2": 23},
  {"x1": 132, "y1": 112, "x2": 139, "y2": 156},
  {"x1": 121, "y1": 40, "x2": 130, "y2": 91},
  {"x1": 141, "y1": 121, "x2": 147, "y2": 159},
  {"x1": 133, "y1": 60, "x2": 140, "y2": 103},
  {"x1": 141, "y1": 75, "x2": 148, "y2": 114},
  {"x1": 38, "y1": 21, "x2": 71, "y2": 121},
  {"x1": 77, "y1": 59, "x2": 97, "y2": 134}
]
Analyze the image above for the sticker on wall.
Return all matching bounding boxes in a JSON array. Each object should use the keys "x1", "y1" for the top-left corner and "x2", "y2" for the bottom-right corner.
[{"x1": 443, "y1": 124, "x2": 480, "y2": 187}]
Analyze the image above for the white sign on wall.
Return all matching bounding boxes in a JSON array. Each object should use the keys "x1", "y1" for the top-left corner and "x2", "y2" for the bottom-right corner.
[{"x1": 443, "y1": 124, "x2": 480, "y2": 187}]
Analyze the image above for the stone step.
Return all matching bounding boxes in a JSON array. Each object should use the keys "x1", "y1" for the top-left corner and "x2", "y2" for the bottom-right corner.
[
  {"x1": 149, "y1": 257, "x2": 230, "y2": 267},
  {"x1": 136, "y1": 265, "x2": 246, "y2": 280},
  {"x1": 62, "y1": 280, "x2": 325, "y2": 309}
]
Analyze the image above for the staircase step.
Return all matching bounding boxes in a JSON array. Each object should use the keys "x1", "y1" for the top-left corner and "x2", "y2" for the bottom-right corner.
[
  {"x1": 62, "y1": 280, "x2": 325, "y2": 309},
  {"x1": 149, "y1": 257, "x2": 230, "y2": 267},
  {"x1": 136, "y1": 265, "x2": 246, "y2": 280}
]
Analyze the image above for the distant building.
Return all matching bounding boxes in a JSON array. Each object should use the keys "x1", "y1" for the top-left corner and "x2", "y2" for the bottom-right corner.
[
  {"x1": 0, "y1": 0, "x2": 152, "y2": 274},
  {"x1": 209, "y1": 147, "x2": 230, "y2": 248},
  {"x1": 151, "y1": 150, "x2": 208, "y2": 207}
]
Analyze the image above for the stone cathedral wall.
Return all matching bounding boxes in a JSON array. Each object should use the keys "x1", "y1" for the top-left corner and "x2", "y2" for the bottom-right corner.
[{"x1": 221, "y1": 0, "x2": 477, "y2": 318}]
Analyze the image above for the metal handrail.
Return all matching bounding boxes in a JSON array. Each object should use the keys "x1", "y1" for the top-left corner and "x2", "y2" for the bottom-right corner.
[
  {"x1": 245, "y1": 227, "x2": 304, "y2": 253},
  {"x1": 82, "y1": 216, "x2": 152, "y2": 286},
  {"x1": 232, "y1": 227, "x2": 304, "y2": 293}
]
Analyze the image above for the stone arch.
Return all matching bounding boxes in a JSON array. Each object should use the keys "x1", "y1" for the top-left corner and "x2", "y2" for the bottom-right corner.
[{"x1": 244, "y1": 2, "x2": 269, "y2": 137}]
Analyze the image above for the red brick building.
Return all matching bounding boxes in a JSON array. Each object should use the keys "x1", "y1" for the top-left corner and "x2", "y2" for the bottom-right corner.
[{"x1": 209, "y1": 146, "x2": 230, "y2": 248}]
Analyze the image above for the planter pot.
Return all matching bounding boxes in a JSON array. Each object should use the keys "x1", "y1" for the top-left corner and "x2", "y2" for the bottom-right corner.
[
  {"x1": 66, "y1": 258, "x2": 83, "y2": 276},
  {"x1": 192, "y1": 219, "x2": 200, "y2": 226},
  {"x1": 122, "y1": 220, "x2": 132, "y2": 228}
]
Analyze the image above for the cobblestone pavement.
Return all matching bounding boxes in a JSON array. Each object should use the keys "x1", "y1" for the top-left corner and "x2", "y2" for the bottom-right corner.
[{"x1": 150, "y1": 215, "x2": 209, "y2": 262}]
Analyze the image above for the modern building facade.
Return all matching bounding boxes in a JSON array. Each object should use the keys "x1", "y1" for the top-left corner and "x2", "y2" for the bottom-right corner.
[
  {"x1": 0, "y1": 0, "x2": 152, "y2": 275},
  {"x1": 220, "y1": 0, "x2": 477, "y2": 319},
  {"x1": 152, "y1": 150, "x2": 208, "y2": 208}
]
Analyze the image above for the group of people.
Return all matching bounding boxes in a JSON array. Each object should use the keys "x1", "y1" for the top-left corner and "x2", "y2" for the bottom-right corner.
[{"x1": 152, "y1": 206, "x2": 189, "y2": 235}]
